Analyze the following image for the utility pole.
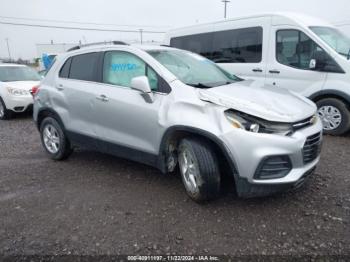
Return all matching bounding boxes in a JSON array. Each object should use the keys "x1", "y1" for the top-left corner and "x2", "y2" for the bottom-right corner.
[
  {"x1": 139, "y1": 29, "x2": 144, "y2": 44},
  {"x1": 222, "y1": 0, "x2": 230, "y2": 19},
  {"x1": 5, "y1": 38, "x2": 11, "y2": 61}
]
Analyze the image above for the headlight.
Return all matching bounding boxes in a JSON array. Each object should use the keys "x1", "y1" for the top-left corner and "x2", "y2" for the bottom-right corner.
[
  {"x1": 7, "y1": 87, "x2": 30, "y2": 96},
  {"x1": 225, "y1": 111, "x2": 294, "y2": 135}
]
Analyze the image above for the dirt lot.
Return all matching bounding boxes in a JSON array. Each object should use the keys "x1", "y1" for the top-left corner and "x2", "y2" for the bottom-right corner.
[{"x1": 0, "y1": 115, "x2": 349, "y2": 257}]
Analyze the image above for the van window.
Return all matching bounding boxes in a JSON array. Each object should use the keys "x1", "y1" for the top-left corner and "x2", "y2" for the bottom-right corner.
[
  {"x1": 170, "y1": 27, "x2": 263, "y2": 64},
  {"x1": 170, "y1": 32, "x2": 213, "y2": 60},
  {"x1": 103, "y1": 51, "x2": 158, "y2": 90},
  {"x1": 277, "y1": 30, "x2": 326, "y2": 70},
  {"x1": 69, "y1": 53, "x2": 99, "y2": 81},
  {"x1": 59, "y1": 58, "x2": 72, "y2": 78},
  {"x1": 212, "y1": 27, "x2": 263, "y2": 63}
]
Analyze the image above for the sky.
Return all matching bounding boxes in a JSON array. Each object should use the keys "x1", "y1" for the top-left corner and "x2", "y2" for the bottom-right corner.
[{"x1": 1, "y1": 0, "x2": 350, "y2": 60}]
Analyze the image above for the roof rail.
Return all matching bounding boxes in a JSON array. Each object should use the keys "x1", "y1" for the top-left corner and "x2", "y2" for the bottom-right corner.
[{"x1": 67, "y1": 41, "x2": 129, "y2": 52}]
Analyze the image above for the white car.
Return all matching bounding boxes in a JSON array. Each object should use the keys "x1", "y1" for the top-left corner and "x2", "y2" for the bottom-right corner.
[{"x1": 0, "y1": 64, "x2": 41, "y2": 120}]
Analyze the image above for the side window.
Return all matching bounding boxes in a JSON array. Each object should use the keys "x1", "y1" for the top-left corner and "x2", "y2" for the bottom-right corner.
[
  {"x1": 277, "y1": 30, "x2": 325, "y2": 70},
  {"x1": 170, "y1": 32, "x2": 213, "y2": 60},
  {"x1": 69, "y1": 53, "x2": 99, "y2": 81},
  {"x1": 103, "y1": 51, "x2": 158, "y2": 91},
  {"x1": 59, "y1": 58, "x2": 71, "y2": 78},
  {"x1": 212, "y1": 27, "x2": 263, "y2": 63}
]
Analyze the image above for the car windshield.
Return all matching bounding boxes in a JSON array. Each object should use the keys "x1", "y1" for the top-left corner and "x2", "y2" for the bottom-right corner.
[
  {"x1": 310, "y1": 26, "x2": 350, "y2": 59},
  {"x1": 0, "y1": 66, "x2": 41, "y2": 82},
  {"x1": 147, "y1": 49, "x2": 241, "y2": 88}
]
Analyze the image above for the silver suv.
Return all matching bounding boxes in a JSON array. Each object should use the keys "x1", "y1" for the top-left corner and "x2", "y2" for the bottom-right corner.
[{"x1": 33, "y1": 42, "x2": 323, "y2": 202}]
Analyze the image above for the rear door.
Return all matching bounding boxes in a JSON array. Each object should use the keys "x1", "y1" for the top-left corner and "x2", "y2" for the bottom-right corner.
[
  {"x1": 265, "y1": 27, "x2": 327, "y2": 95},
  {"x1": 212, "y1": 17, "x2": 271, "y2": 83},
  {"x1": 55, "y1": 52, "x2": 101, "y2": 138}
]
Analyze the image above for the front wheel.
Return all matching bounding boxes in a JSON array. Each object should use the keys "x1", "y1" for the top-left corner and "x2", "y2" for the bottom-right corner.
[
  {"x1": 0, "y1": 97, "x2": 13, "y2": 120},
  {"x1": 40, "y1": 117, "x2": 73, "y2": 160},
  {"x1": 178, "y1": 138, "x2": 221, "y2": 202},
  {"x1": 317, "y1": 98, "x2": 350, "y2": 136}
]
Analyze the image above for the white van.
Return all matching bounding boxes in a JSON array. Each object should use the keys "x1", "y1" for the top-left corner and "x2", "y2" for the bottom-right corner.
[{"x1": 164, "y1": 13, "x2": 350, "y2": 135}]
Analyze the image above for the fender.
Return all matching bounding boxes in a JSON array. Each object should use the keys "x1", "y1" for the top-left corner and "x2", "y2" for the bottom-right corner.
[
  {"x1": 35, "y1": 107, "x2": 66, "y2": 131},
  {"x1": 157, "y1": 125, "x2": 239, "y2": 180},
  {"x1": 309, "y1": 89, "x2": 350, "y2": 105}
]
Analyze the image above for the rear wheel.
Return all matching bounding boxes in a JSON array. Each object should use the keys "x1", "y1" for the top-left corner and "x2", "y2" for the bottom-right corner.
[
  {"x1": 40, "y1": 117, "x2": 73, "y2": 160},
  {"x1": 178, "y1": 138, "x2": 221, "y2": 202},
  {"x1": 317, "y1": 98, "x2": 350, "y2": 136},
  {"x1": 0, "y1": 97, "x2": 13, "y2": 120}
]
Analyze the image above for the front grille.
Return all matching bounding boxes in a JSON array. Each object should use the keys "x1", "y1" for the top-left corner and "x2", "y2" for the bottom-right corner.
[
  {"x1": 254, "y1": 156, "x2": 292, "y2": 180},
  {"x1": 303, "y1": 132, "x2": 322, "y2": 164},
  {"x1": 292, "y1": 115, "x2": 315, "y2": 131}
]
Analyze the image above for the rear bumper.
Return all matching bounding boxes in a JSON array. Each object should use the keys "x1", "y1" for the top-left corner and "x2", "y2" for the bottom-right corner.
[{"x1": 236, "y1": 166, "x2": 316, "y2": 198}]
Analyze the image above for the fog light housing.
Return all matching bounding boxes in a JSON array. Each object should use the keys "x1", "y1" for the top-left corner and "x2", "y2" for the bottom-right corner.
[{"x1": 254, "y1": 156, "x2": 292, "y2": 180}]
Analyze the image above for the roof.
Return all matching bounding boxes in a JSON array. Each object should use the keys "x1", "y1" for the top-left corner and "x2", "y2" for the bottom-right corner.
[
  {"x1": 60, "y1": 43, "x2": 176, "y2": 57},
  {"x1": 168, "y1": 12, "x2": 333, "y2": 33}
]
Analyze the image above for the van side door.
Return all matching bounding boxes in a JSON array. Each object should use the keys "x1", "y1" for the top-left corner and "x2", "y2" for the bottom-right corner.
[
  {"x1": 265, "y1": 27, "x2": 327, "y2": 96},
  {"x1": 212, "y1": 17, "x2": 271, "y2": 83}
]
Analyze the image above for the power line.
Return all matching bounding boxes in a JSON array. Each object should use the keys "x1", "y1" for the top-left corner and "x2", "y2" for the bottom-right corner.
[
  {"x1": 0, "y1": 21, "x2": 166, "y2": 34},
  {"x1": 0, "y1": 15, "x2": 170, "y2": 29}
]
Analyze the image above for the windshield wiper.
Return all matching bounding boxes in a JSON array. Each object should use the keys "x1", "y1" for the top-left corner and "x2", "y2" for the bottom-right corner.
[
  {"x1": 347, "y1": 48, "x2": 350, "y2": 60},
  {"x1": 187, "y1": 83, "x2": 212, "y2": 89}
]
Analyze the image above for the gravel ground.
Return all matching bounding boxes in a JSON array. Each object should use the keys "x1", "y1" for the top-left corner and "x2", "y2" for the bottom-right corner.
[{"x1": 0, "y1": 114, "x2": 349, "y2": 257}]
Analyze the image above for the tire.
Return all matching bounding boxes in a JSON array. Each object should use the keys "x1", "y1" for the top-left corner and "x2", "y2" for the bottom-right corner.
[
  {"x1": 178, "y1": 138, "x2": 221, "y2": 202},
  {"x1": 0, "y1": 97, "x2": 13, "y2": 120},
  {"x1": 40, "y1": 117, "x2": 73, "y2": 160},
  {"x1": 316, "y1": 98, "x2": 350, "y2": 136}
]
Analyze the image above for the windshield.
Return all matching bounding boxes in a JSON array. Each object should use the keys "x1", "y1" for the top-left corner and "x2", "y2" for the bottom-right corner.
[
  {"x1": 0, "y1": 66, "x2": 41, "y2": 82},
  {"x1": 147, "y1": 49, "x2": 241, "y2": 88},
  {"x1": 310, "y1": 26, "x2": 350, "y2": 59}
]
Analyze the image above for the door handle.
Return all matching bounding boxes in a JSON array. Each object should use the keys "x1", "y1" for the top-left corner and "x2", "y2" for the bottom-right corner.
[
  {"x1": 96, "y1": 94, "x2": 109, "y2": 102},
  {"x1": 252, "y1": 68, "x2": 263, "y2": 73},
  {"x1": 56, "y1": 84, "x2": 64, "y2": 91},
  {"x1": 269, "y1": 70, "x2": 280, "y2": 74}
]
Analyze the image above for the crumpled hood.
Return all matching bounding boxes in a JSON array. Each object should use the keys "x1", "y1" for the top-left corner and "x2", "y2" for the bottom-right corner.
[
  {"x1": 2, "y1": 81, "x2": 40, "y2": 91},
  {"x1": 198, "y1": 80, "x2": 316, "y2": 122}
]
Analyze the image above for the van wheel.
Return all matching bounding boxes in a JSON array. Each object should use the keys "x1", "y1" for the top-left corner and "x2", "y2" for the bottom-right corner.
[
  {"x1": 0, "y1": 97, "x2": 13, "y2": 120},
  {"x1": 40, "y1": 117, "x2": 73, "y2": 160},
  {"x1": 317, "y1": 98, "x2": 350, "y2": 136},
  {"x1": 178, "y1": 138, "x2": 221, "y2": 202}
]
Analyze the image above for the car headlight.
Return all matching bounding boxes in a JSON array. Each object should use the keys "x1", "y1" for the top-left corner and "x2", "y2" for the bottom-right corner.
[
  {"x1": 7, "y1": 87, "x2": 30, "y2": 96},
  {"x1": 225, "y1": 111, "x2": 294, "y2": 135}
]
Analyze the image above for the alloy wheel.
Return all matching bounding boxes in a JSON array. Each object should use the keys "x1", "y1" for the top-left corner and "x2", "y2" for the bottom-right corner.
[
  {"x1": 178, "y1": 148, "x2": 200, "y2": 195},
  {"x1": 43, "y1": 124, "x2": 61, "y2": 154},
  {"x1": 0, "y1": 101, "x2": 4, "y2": 118}
]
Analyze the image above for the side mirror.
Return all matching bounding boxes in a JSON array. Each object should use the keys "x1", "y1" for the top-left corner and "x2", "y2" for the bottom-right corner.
[
  {"x1": 131, "y1": 76, "x2": 154, "y2": 103},
  {"x1": 310, "y1": 51, "x2": 328, "y2": 71},
  {"x1": 309, "y1": 59, "x2": 317, "y2": 70}
]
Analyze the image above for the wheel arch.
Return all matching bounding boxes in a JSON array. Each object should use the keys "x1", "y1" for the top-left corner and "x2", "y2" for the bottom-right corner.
[
  {"x1": 157, "y1": 125, "x2": 239, "y2": 180},
  {"x1": 36, "y1": 108, "x2": 66, "y2": 131},
  {"x1": 309, "y1": 90, "x2": 350, "y2": 109}
]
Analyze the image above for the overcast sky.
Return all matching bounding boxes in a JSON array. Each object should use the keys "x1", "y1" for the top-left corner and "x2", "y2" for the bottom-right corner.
[{"x1": 1, "y1": 0, "x2": 350, "y2": 60}]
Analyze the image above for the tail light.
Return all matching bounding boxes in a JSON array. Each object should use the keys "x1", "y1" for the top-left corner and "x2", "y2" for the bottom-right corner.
[{"x1": 31, "y1": 85, "x2": 40, "y2": 97}]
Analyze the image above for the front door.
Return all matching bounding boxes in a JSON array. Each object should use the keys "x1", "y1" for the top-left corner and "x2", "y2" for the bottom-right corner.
[
  {"x1": 92, "y1": 50, "x2": 165, "y2": 156},
  {"x1": 265, "y1": 27, "x2": 327, "y2": 96}
]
